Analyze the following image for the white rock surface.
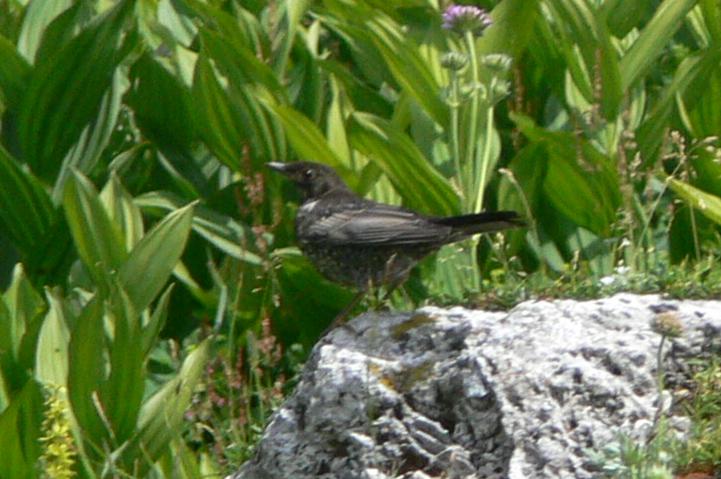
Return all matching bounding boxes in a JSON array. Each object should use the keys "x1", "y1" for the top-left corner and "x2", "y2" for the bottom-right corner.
[{"x1": 229, "y1": 294, "x2": 721, "y2": 479}]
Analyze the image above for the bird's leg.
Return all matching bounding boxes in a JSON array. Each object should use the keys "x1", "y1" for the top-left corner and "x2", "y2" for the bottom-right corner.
[
  {"x1": 321, "y1": 289, "x2": 367, "y2": 336},
  {"x1": 377, "y1": 253, "x2": 405, "y2": 309}
]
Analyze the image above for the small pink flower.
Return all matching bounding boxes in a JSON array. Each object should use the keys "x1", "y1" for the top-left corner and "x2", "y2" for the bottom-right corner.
[{"x1": 442, "y1": 4, "x2": 492, "y2": 36}]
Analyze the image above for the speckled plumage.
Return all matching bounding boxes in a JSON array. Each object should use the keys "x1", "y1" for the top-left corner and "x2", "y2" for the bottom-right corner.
[{"x1": 268, "y1": 161, "x2": 524, "y2": 290}]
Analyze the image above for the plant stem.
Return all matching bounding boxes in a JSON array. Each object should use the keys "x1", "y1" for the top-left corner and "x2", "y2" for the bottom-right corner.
[
  {"x1": 449, "y1": 70, "x2": 463, "y2": 194},
  {"x1": 464, "y1": 30, "x2": 480, "y2": 212},
  {"x1": 475, "y1": 104, "x2": 495, "y2": 214}
]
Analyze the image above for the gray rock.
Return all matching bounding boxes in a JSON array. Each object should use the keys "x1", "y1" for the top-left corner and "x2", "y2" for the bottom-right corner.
[{"x1": 228, "y1": 294, "x2": 721, "y2": 479}]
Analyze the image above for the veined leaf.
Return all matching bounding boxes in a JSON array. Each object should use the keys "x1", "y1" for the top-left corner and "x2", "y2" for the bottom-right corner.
[
  {"x1": 193, "y1": 29, "x2": 287, "y2": 170},
  {"x1": 101, "y1": 282, "x2": 144, "y2": 444},
  {"x1": 265, "y1": 103, "x2": 355, "y2": 187},
  {"x1": 16, "y1": 0, "x2": 74, "y2": 63},
  {"x1": 348, "y1": 112, "x2": 460, "y2": 216},
  {"x1": 0, "y1": 380, "x2": 43, "y2": 479},
  {"x1": 18, "y1": 1, "x2": 133, "y2": 181},
  {"x1": 101, "y1": 174, "x2": 145, "y2": 251},
  {"x1": 0, "y1": 147, "x2": 55, "y2": 256},
  {"x1": 620, "y1": 0, "x2": 697, "y2": 91},
  {"x1": 511, "y1": 113, "x2": 620, "y2": 236},
  {"x1": 2, "y1": 265, "x2": 45, "y2": 360},
  {"x1": 135, "y1": 191, "x2": 261, "y2": 265},
  {"x1": 366, "y1": 14, "x2": 448, "y2": 126},
  {"x1": 52, "y1": 67, "x2": 129, "y2": 203},
  {"x1": 67, "y1": 296, "x2": 106, "y2": 441},
  {"x1": 63, "y1": 172, "x2": 128, "y2": 285},
  {"x1": 118, "y1": 202, "x2": 195, "y2": 312},
  {"x1": 479, "y1": 0, "x2": 540, "y2": 59},
  {"x1": 0, "y1": 34, "x2": 31, "y2": 110},
  {"x1": 128, "y1": 339, "x2": 210, "y2": 471},
  {"x1": 637, "y1": 50, "x2": 719, "y2": 162},
  {"x1": 34, "y1": 289, "x2": 70, "y2": 387},
  {"x1": 668, "y1": 178, "x2": 721, "y2": 226}
]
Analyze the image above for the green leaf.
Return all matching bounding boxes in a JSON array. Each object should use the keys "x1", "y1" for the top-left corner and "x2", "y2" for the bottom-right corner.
[
  {"x1": 348, "y1": 112, "x2": 460, "y2": 216},
  {"x1": 101, "y1": 282, "x2": 144, "y2": 443},
  {"x1": 34, "y1": 289, "x2": 70, "y2": 387},
  {"x1": 126, "y1": 53, "x2": 197, "y2": 151},
  {"x1": 18, "y1": 1, "x2": 133, "y2": 181},
  {"x1": 128, "y1": 339, "x2": 210, "y2": 470},
  {"x1": 142, "y1": 286, "x2": 173, "y2": 357},
  {"x1": 0, "y1": 147, "x2": 55, "y2": 258},
  {"x1": 52, "y1": 67, "x2": 130, "y2": 203},
  {"x1": 637, "y1": 50, "x2": 720, "y2": 162},
  {"x1": 67, "y1": 297, "x2": 106, "y2": 442},
  {"x1": 16, "y1": 0, "x2": 74, "y2": 63},
  {"x1": 135, "y1": 191, "x2": 261, "y2": 265},
  {"x1": 265, "y1": 103, "x2": 355, "y2": 186},
  {"x1": 668, "y1": 178, "x2": 721, "y2": 226},
  {"x1": 479, "y1": 0, "x2": 541, "y2": 59},
  {"x1": 511, "y1": 113, "x2": 620, "y2": 236},
  {"x1": 620, "y1": 0, "x2": 697, "y2": 91},
  {"x1": 0, "y1": 379, "x2": 43, "y2": 479},
  {"x1": 193, "y1": 29, "x2": 286, "y2": 170},
  {"x1": 365, "y1": 14, "x2": 448, "y2": 126},
  {"x1": 118, "y1": 202, "x2": 195, "y2": 312},
  {"x1": 64, "y1": 172, "x2": 127, "y2": 285},
  {"x1": 100, "y1": 174, "x2": 145, "y2": 251},
  {"x1": 0, "y1": 34, "x2": 31, "y2": 111},
  {"x1": 272, "y1": 0, "x2": 311, "y2": 75},
  {"x1": 2, "y1": 264, "x2": 45, "y2": 359}
]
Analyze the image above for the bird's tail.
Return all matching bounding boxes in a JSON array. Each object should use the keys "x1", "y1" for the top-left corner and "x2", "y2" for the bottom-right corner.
[{"x1": 433, "y1": 211, "x2": 526, "y2": 237}]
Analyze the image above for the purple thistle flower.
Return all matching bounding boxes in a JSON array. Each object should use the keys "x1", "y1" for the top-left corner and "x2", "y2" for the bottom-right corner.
[{"x1": 442, "y1": 4, "x2": 492, "y2": 36}]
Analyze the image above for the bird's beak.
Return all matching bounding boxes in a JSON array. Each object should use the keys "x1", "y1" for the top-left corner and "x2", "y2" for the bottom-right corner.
[{"x1": 266, "y1": 162, "x2": 289, "y2": 174}]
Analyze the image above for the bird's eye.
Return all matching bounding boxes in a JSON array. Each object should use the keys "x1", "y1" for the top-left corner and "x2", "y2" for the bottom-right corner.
[{"x1": 303, "y1": 169, "x2": 315, "y2": 179}]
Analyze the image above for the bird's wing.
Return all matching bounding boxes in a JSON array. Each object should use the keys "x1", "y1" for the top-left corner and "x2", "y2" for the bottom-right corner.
[{"x1": 303, "y1": 205, "x2": 449, "y2": 246}]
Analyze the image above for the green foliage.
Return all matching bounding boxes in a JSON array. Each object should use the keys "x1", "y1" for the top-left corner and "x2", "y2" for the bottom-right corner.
[{"x1": 0, "y1": 0, "x2": 721, "y2": 475}]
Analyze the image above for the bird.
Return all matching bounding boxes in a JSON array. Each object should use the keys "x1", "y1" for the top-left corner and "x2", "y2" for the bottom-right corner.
[{"x1": 267, "y1": 161, "x2": 524, "y2": 321}]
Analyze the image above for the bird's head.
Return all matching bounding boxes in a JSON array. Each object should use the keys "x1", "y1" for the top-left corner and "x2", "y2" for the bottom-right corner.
[{"x1": 266, "y1": 161, "x2": 349, "y2": 200}]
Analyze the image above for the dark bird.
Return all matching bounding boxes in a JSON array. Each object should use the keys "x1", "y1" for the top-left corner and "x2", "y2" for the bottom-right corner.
[{"x1": 267, "y1": 161, "x2": 524, "y2": 318}]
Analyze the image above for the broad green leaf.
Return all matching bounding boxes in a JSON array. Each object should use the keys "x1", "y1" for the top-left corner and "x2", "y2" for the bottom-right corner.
[
  {"x1": 479, "y1": 0, "x2": 540, "y2": 59},
  {"x1": 142, "y1": 286, "x2": 173, "y2": 357},
  {"x1": 266, "y1": 103, "x2": 355, "y2": 187},
  {"x1": 35, "y1": 289, "x2": 70, "y2": 387},
  {"x1": 272, "y1": 0, "x2": 311, "y2": 75},
  {"x1": 191, "y1": 55, "x2": 247, "y2": 172},
  {"x1": 118, "y1": 202, "x2": 195, "y2": 312},
  {"x1": 366, "y1": 14, "x2": 448, "y2": 126},
  {"x1": 67, "y1": 297, "x2": 106, "y2": 443},
  {"x1": 193, "y1": 29, "x2": 286, "y2": 170},
  {"x1": 0, "y1": 34, "x2": 31, "y2": 110},
  {"x1": 0, "y1": 380, "x2": 43, "y2": 479},
  {"x1": 101, "y1": 282, "x2": 144, "y2": 443},
  {"x1": 2, "y1": 264, "x2": 44, "y2": 359},
  {"x1": 668, "y1": 178, "x2": 721, "y2": 226},
  {"x1": 0, "y1": 147, "x2": 55, "y2": 257},
  {"x1": 101, "y1": 174, "x2": 145, "y2": 251},
  {"x1": 16, "y1": 0, "x2": 74, "y2": 63},
  {"x1": 511, "y1": 113, "x2": 620, "y2": 236},
  {"x1": 620, "y1": 0, "x2": 697, "y2": 91},
  {"x1": 126, "y1": 53, "x2": 197, "y2": 152},
  {"x1": 129, "y1": 339, "x2": 210, "y2": 470},
  {"x1": 52, "y1": 67, "x2": 129, "y2": 203},
  {"x1": 348, "y1": 112, "x2": 460, "y2": 216},
  {"x1": 637, "y1": 50, "x2": 718, "y2": 162},
  {"x1": 678, "y1": 63, "x2": 721, "y2": 138},
  {"x1": 135, "y1": 191, "x2": 261, "y2": 264},
  {"x1": 64, "y1": 172, "x2": 128, "y2": 285},
  {"x1": 18, "y1": 1, "x2": 133, "y2": 181}
]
